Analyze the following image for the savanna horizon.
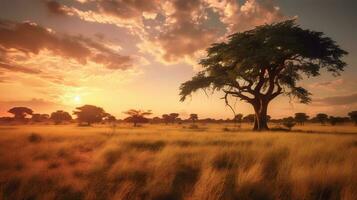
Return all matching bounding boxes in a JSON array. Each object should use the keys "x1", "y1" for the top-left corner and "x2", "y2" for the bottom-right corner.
[{"x1": 1, "y1": 0, "x2": 357, "y2": 200}]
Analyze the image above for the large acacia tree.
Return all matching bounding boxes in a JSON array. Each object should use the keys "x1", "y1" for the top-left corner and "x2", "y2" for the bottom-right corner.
[{"x1": 180, "y1": 20, "x2": 347, "y2": 131}]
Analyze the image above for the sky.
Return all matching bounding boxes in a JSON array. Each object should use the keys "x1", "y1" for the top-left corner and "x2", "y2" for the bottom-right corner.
[{"x1": 0, "y1": 0, "x2": 356, "y2": 119}]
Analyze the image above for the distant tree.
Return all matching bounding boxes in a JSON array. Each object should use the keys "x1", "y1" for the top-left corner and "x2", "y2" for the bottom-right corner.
[
  {"x1": 202, "y1": 118, "x2": 215, "y2": 123},
  {"x1": 0, "y1": 117, "x2": 13, "y2": 123},
  {"x1": 282, "y1": 116, "x2": 295, "y2": 123},
  {"x1": 176, "y1": 117, "x2": 183, "y2": 124},
  {"x1": 8, "y1": 107, "x2": 33, "y2": 121},
  {"x1": 282, "y1": 117, "x2": 296, "y2": 130},
  {"x1": 73, "y1": 105, "x2": 106, "y2": 126},
  {"x1": 31, "y1": 114, "x2": 49, "y2": 122},
  {"x1": 123, "y1": 109, "x2": 152, "y2": 127},
  {"x1": 348, "y1": 111, "x2": 357, "y2": 125},
  {"x1": 162, "y1": 114, "x2": 170, "y2": 124},
  {"x1": 315, "y1": 113, "x2": 328, "y2": 125},
  {"x1": 103, "y1": 113, "x2": 116, "y2": 123},
  {"x1": 243, "y1": 114, "x2": 255, "y2": 124},
  {"x1": 234, "y1": 114, "x2": 243, "y2": 124},
  {"x1": 169, "y1": 113, "x2": 179, "y2": 123},
  {"x1": 179, "y1": 20, "x2": 348, "y2": 131},
  {"x1": 188, "y1": 114, "x2": 198, "y2": 124},
  {"x1": 50, "y1": 110, "x2": 72, "y2": 124},
  {"x1": 151, "y1": 117, "x2": 161, "y2": 124},
  {"x1": 294, "y1": 113, "x2": 309, "y2": 125},
  {"x1": 329, "y1": 116, "x2": 347, "y2": 126}
]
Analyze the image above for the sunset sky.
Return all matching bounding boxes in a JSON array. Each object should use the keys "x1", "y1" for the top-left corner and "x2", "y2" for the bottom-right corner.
[{"x1": 0, "y1": 0, "x2": 356, "y2": 119}]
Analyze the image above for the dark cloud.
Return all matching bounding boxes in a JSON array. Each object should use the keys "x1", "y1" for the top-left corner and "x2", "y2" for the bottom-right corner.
[
  {"x1": 0, "y1": 19, "x2": 133, "y2": 72},
  {"x1": 46, "y1": 0, "x2": 67, "y2": 15},
  {"x1": 42, "y1": 0, "x2": 285, "y2": 64},
  {"x1": 98, "y1": 0, "x2": 158, "y2": 20},
  {"x1": 314, "y1": 93, "x2": 357, "y2": 106}
]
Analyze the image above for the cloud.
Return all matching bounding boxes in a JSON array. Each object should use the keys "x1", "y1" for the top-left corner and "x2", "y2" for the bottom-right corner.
[
  {"x1": 309, "y1": 79, "x2": 344, "y2": 91},
  {"x1": 141, "y1": 0, "x2": 220, "y2": 63},
  {"x1": 98, "y1": 0, "x2": 158, "y2": 21},
  {"x1": 0, "y1": 62, "x2": 42, "y2": 74},
  {"x1": 45, "y1": 0, "x2": 67, "y2": 15},
  {"x1": 0, "y1": 19, "x2": 133, "y2": 72},
  {"x1": 313, "y1": 93, "x2": 357, "y2": 106},
  {"x1": 43, "y1": 0, "x2": 286, "y2": 65},
  {"x1": 207, "y1": 0, "x2": 284, "y2": 33}
]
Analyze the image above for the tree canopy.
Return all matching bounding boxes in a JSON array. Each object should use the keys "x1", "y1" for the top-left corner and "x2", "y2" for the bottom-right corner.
[
  {"x1": 189, "y1": 114, "x2": 198, "y2": 123},
  {"x1": 179, "y1": 20, "x2": 347, "y2": 130},
  {"x1": 73, "y1": 105, "x2": 106, "y2": 126},
  {"x1": 294, "y1": 113, "x2": 309, "y2": 125},
  {"x1": 8, "y1": 107, "x2": 33, "y2": 120},
  {"x1": 315, "y1": 113, "x2": 328, "y2": 125},
  {"x1": 124, "y1": 109, "x2": 152, "y2": 126},
  {"x1": 50, "y1": 110, "x2": 72, "y2": 124},
  {"x1": 348, "y1": 111, "x2": 357, "y2": 125}
]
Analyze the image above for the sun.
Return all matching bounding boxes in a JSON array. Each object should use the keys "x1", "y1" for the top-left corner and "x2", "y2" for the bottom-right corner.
[{"x1": 74, "y1": 95, "x2": 81, "y2": 104}]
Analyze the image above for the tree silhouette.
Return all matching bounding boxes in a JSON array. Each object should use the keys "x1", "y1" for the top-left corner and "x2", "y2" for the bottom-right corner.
[
  {"x1": 124, "y1": 109, "x2": 152, "y2": 127},
  {"x1": 73, "y1": 105, "x2": 106, "y2": 126},
  {"x1": 348, "y1": 111, "x2": 357, "y2": 125},
  {"x1": 31, "y1": 114, "x2": 49, "y2": 122},
  {"x1": 243, "y1": 114, "x2": 255, "y2": 124},
  {"x1": 161, "y1": 113, "x2": 180, "y2": 124},
  {"x1": 179, "y1": 20, "x2": 347, "y2": 131},
  {"x1": 162, "y1": 114, "x2": 170, "y2": 124},
  {"x1": 151, "y1": 117, "x2": 161, "y2": 124},
  {"x1": 294, "y1": 113, "x2": 309, "y2": 125},
  {"x1": 103, "y1": 113, "x2": 116, "y2": 123},
  {"x1": 50, "y1": 110, "x2": 72, "y2": 124},
  {"x1": 8, "y1": 107, "x2": 33, "y2": 121},
  {"x1": 315, "y1": 113, "x2": 328, "y2": 125},
  {"x1": 282, "y1": 117, "x2": 296, "y2": 130},
  {"x1": 234, "y1": 113, "x2": 243, "y2": 124},
  {"x1": 189, "y1": 114, "x2": 198, "y2": 124},
  {"x1": 329, "y1": 116, "x2": 346, "y2": 126},
  {"x1": 169, "y1": 113, "x2": 180, "y2": 123}
]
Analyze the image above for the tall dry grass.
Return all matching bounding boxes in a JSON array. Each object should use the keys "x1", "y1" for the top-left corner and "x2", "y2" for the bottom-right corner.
[{"x1": 0, "y1": 123, "x2": 356, "y2": 200}]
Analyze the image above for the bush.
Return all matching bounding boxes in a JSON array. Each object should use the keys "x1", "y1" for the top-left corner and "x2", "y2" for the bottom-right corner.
[
  {"x1": 282, "y1": 121, "x2": 296, "y2": 130},
  {"x1": 28, "y1": 133, "x2": 42, "y2": 143},
  {"x1": 223, "y1": 127, "x2": 230, "y2": 132},
  {"x1": 188, "y1": 124, "x2": 199, "y2": 129}
]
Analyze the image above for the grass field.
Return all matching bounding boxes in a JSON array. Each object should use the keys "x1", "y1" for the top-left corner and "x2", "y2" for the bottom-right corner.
[{"x1": 0, "y1": 123, "x2": 356, "y2": 200}]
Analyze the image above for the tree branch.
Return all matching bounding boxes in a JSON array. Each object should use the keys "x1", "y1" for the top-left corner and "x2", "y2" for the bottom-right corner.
[
  {"x1": 254, "y1": 67, "x2": 266, "y2": 93},
  {"x1": 223, "y1": 89, "x2": 254, "y2": 102}
]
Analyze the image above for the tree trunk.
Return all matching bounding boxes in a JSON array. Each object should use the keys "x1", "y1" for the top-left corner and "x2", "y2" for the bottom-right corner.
[{"x1": 252, "y1": 99, "x2": 269, "y2": 131}]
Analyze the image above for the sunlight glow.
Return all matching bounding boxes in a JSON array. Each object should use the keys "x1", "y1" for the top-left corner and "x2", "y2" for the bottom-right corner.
[{"x1": 74, "y1": 95, "x2": 81, "y2": 104}]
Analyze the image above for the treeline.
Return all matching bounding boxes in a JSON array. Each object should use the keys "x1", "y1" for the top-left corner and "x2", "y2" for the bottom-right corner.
[
  {"x1": 0, "y1": 105, "x2": 356, "y2": 126},
  {"x1": 270, "y1": 112, "x2": 357, "y2": 126}
]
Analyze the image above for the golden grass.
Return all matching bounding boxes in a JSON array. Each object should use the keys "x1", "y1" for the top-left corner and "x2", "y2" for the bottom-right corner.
[{"x1": 0, "y1": 123, "x2": 356, "y2": 200}]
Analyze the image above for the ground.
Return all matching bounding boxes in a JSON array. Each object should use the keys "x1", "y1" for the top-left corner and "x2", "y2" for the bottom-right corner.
[{"x1": 0, "y1": 123, "x2": 356, "y2": 200}]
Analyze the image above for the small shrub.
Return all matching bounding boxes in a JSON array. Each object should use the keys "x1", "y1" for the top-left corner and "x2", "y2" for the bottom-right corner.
[
  {"x1": 223, "y1": 127, "x2": 230, "y2": 132},
  {"x1": 125, "y1": 141, "x2": 166, "y2": 152},
  {"x1": 48, "y1": 161, "x2": 61, "y2": 169},
  {"x1": 282, "y1": 121, "x2": 296, "y2": 130},
  {"x1": 188, "y1": 124, "x2": 199, "y2": 129},
  {"x1": 270, "y1": 127, "x2": 290, "y2": 132},
  {"x1": 28, "y1": 133, "x2": 42, "y2": 143}
]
